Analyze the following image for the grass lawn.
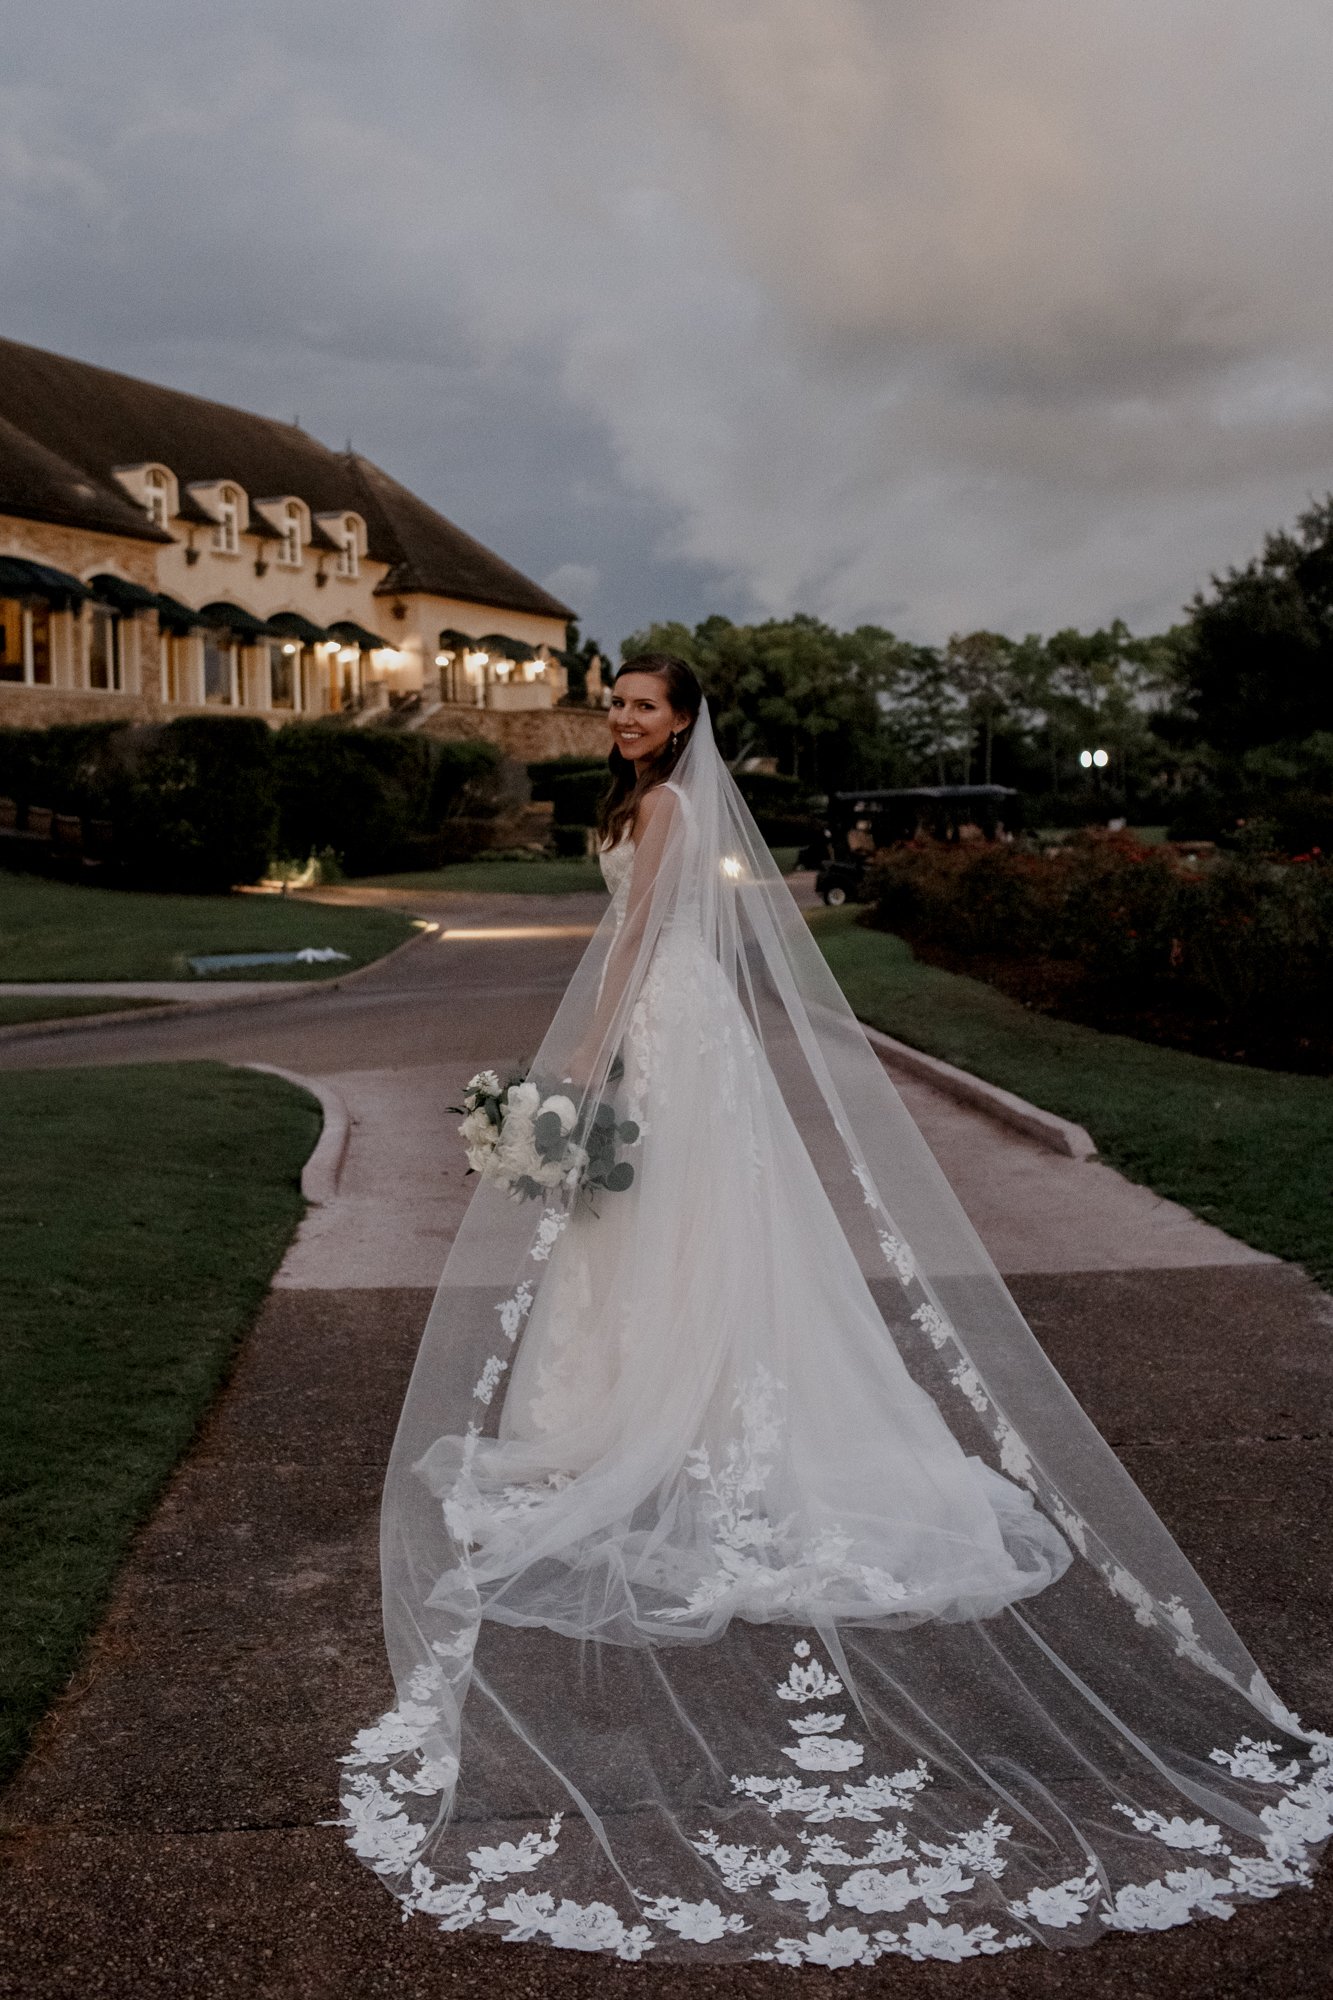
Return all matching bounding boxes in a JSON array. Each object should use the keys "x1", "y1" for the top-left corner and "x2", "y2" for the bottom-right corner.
[
  {"x1": 357, "y1": 844, "x2": 806, "y2": 895},
  {"x1": 813, "y1": 907, "x2": 1333, "y2": 1288},
  {"x1": 0, "y1": 870, "x2": 416, "y2": 980},
  {"x1": 0, "y1": 996, "x2": 174, "y2": 1027},
  {"x1": 360, "y1": 856, "x2": 610, "y2": 894},
  {"x1": 0, "y1": 1062, "x2": 319, "y2": 1786}
]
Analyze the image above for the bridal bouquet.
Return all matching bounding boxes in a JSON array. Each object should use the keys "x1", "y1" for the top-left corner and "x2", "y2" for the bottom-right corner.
[{"x1": 452, "y1": 1060, "x2": 639, "y2": 1210}]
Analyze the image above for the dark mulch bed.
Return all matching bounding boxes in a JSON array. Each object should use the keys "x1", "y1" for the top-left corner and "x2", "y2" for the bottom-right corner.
[{"x1": 897, "y1": 931, "x2": 1333, "y2": 1075}]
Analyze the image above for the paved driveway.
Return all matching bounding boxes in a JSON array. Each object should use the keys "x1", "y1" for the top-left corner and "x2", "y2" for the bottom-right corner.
[{"x1": 1, "y1": 892, "x2": 1330, "y2": 1997}]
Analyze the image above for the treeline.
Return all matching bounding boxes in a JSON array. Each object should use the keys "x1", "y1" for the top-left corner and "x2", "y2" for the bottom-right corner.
[
  {"x1": 0, "y1": 717, "x2": 503, "y2": 892},
  {"x1": 628, "y1": 495, "x2": 1333, "y2": 853}
]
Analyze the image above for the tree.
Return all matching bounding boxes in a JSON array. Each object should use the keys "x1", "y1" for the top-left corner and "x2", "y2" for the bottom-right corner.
[
  {"x1": 619, "y1": 615, "x2": 900, "y2": 788},
  {"x1": 943, "y1": 631, "x2": 1016, "y2": 784},
  {"x1": 1182, "y1": 495, "x2": 1333, "y2": 756}
]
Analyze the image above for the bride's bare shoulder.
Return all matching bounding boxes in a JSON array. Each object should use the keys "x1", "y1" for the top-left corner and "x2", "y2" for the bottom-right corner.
[{"x1": 630, "y1": 780, "x2": 684, "y2": 839}]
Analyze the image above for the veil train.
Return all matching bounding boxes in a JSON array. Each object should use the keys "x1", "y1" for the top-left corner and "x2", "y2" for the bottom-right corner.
[{"x1": 337, "y1": 697, "x2": 1331, "y2": 1966}]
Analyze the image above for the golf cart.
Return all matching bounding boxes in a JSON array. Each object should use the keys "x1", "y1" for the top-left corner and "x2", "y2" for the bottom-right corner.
[{"x1": 802, "y1": 785, "x2": 1022, "y2": 905}]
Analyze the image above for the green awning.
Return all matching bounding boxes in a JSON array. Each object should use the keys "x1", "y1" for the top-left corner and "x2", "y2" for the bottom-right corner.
[
  {"x1": 330, "y1": 620, "x2": 386, "y2": 651},
  {"x1": 0, "y1": 555, "x2": 89, "y2": 608},
  {"x1": 90, "y1": 573, "x2": 160, "y2": 613},
  {"x1": 266, "y1": 611, "x2": 330, "y2": 645},
  {"x1": 437, "y1": 626, "x2": 476, "y2": 651},
  {"x1": 155, "y1": 593, "x2": 204, "y2": 632},
  {"x1": 479, "y1": 632, "x2": 537, "y2": 663},
  {"x1": 198, "y1": 600, "x2": 273, "y2": 639}
]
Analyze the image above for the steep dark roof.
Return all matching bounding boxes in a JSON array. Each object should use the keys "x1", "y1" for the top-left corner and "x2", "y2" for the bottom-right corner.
[
  {"x1": 0, "y1": 336, "x2": 574, "y2": 620},
  {"x1": 0, "y1": 410, "x2": 172, "y2": 543}
]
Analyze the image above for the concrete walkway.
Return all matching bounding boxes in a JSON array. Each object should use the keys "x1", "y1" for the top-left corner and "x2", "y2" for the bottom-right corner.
[{"x1": 1, "y1": 892, "x2": 1330, "y2": 1998}]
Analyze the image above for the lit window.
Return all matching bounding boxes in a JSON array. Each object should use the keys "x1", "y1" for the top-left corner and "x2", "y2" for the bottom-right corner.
[
  {"x1": 203, "y1": 631, "x2": 236, "y2": 704},
  {"x1": 336, "y1": 515, "x2": 360, "y2": 579},
  {"x1": 0, "y1": 599, "x2": 22, "y2": 683},
  {"x1": 30, "y1": 605, "x2": 51, "y2": 684},
  {"x1": 144, "y1": 469, "x2": 171, "y2": 529},
  {"x1": 88, "y1": 605, "x2": 122, "y2": 691},
  {"x1": 212, "y1": 487, "x2": 241, "y2": 555},
  {"x1": 280, "y1": 501, "x2": 303, "y2": 569},
  {"x1": 268, "y1": 641, "x2": 298, "y2": 710}
]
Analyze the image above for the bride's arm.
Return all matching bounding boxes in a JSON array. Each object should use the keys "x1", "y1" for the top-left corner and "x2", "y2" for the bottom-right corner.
[{"x1": 565, "y1": 784, "x2": 681, "y2": 1088}]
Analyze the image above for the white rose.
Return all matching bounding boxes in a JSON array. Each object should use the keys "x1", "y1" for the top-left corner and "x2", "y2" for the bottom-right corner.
[
  {"x1": 540, "y1": 1093, "x2": 578, "y2": 1133},
  {"x1": 506, "y1": 1080, "x2": 540, "y2": 1117}
]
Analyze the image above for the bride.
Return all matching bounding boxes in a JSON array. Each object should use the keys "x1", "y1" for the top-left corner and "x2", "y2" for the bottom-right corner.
[{"x1": 338, "y1": 654, "x2": 1331, "y2": 1967}]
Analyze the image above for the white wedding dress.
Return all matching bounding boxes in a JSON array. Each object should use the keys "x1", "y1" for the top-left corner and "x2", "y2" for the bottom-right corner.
[{"x1": 339, "y1": 707, "x2": 1332, "y2": 1968}]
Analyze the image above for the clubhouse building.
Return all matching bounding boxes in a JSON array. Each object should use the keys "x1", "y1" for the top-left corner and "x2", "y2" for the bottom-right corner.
[{"x1": 0, "y1": 337, "x2": 606, "y2": 758}]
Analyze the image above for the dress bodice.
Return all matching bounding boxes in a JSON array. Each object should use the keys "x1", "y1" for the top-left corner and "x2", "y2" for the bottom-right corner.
[
  {"x1": 597, "y1": 829, "x2": 636, "y2": 906},
  {"x1": 596, "y1": 781, "x2": 687, "y2": 914}
]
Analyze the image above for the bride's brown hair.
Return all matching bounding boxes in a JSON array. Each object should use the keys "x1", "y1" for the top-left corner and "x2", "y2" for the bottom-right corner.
[{"x1": 594, "y1": 653, "x2": 703, "y2": 850}]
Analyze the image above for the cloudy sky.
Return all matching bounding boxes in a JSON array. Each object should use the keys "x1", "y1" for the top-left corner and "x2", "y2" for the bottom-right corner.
[{"x1": 5, "y1": 2, "x2": 1333, "y2": 649}]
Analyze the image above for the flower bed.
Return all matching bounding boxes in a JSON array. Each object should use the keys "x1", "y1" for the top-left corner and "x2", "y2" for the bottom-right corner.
[{"x1": 864, "y1": 835, "x2": 1333, "y2": 1073}]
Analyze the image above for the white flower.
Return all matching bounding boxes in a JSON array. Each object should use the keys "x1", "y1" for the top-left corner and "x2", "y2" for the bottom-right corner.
[
  {"x1": 769, "y1": 1865, "x2": 832, "y2": 1921},
  {"x1": 790, "y1": 1711, "x2": 846, "y2": 1736},
  {"x1": 639, "y1": 1896, "x2": 749, "y2": 1942},
  {"x1": 467, "y1": 1822, "x2": 560, "y2": 1880},
  {"x1": 340, "y1": 1701, "x2": 438, "y2": 1767},
  {"x1": 1009, "y1": 1867, "x2": 1100, "y2": 1929},
  {"x1": 1106, "y1": 1564, "x2": 1157, "y2": 1626},
  {"x1": 405, "y1": 1867, "x2": 485, "y2": 1929},
  {"x1": 471, "y1": 1354, "x2": 507, "y2": 1406},
  {"x1": 891, "y1": 1917, "x2": 1025, "y2": 1960},
  {"x1": 466, "y1": 1069, "x2": 502, "y2": 1095},
  {"x1": 776, "y1": 1657, "x2": 844, "y2": 1703},
  {"x1": 764, "y1": 1924, "x2": 879, "y2": 1967},
  {"x1": 540, "y1": 1092, "x2": 578, "y2": 1132},
  {"x1": 1114, "y1": 1804, "x2": 1228, "y2": 1853},
  {"x1": 1210, "y1": 1736, "x2": 1300, "y2": 1785},
  {"x1": 1102, "y1": 1868, "x2": 1236, "y2": 1932},
  {"x1": 911, "y1": 1300, "x2": 952, "y2": 1349},
  {"x1": 837, "y1": 1867, "x2": 918, "y2": 1914},
  {"x1": 782, "y1": 1735, "x2": 865, "y2": 1772},
  {"x1": 997, "y1": 1425, "x2": 1034, "y2": 1486}
]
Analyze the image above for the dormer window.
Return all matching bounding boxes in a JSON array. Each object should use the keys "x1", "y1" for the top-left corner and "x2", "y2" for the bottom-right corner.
[
  {"x1": 280, "y1": 500, "x2": 304, "y2": 568},
  {"x1": 213, "y1": 485, "x2": 241, "y2": 555},
  {"x1": 144, "y1": 468, "x2": 171, "y2": 529},
  {"x1": 336, "y1": 515, "x2": 360, "y2": 579}
]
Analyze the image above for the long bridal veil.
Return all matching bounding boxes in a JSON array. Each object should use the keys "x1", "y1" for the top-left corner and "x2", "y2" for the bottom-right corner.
[{"x1": 338, "y1": 697, "x2": 1330, "y2": 1967}]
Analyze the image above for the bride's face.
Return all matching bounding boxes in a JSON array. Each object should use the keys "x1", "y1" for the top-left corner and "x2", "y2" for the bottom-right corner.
[{"x1": 609, "y1": 674, "x2": 689, "y2": 764}]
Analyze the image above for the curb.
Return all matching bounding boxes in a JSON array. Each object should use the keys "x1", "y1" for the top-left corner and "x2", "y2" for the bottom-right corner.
[
  {"x1": 0, "y1": 923, "x2": 436, "y2": 1048},
  {"x1": 242, "y1": 1063, "x2": 350, "y2": 1205},
  {"x1": 859, "y1": 1022, "x2": 1098, "y2": 1161}
]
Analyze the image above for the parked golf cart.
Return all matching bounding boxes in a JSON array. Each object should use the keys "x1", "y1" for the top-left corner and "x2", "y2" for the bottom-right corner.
[{"x1": 801, "y1": 785, "x2": 1022, "y2": 904}]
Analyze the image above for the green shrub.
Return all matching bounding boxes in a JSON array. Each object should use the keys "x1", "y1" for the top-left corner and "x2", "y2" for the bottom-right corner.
[
  {"x1": 548, "y1": 769, "x2": 611, "y2": 827},
  {"x1": 272, "y1": 724, "x2": 501, "y2": 875},
  {"x1": 108, "y1": 717, "x2": 277, "y2": 893},
  {"x1": 527, "y1": 755, "x2": 607, "y2": 802},
  {"x1": 865, "y1": 835, "x2": 1333, "y2": 1045}
]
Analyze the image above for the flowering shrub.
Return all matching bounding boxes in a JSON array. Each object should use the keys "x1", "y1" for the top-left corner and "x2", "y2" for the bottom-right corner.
[{"x1": 865, "y1": 835, "x2": 1333, "y2": 1060}]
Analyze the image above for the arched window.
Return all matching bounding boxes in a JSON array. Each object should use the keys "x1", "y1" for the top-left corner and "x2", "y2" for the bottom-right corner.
[
  {"x1": 144, "y1": 468, "x2": 171, "y2": 529},
  {"x1": 213, "y1": 486, "x2": 241, "y2": 556},
  {"x1": 336, "y1": 515, "x2": 360, "y2": 579},
  {"x1": 280, "y1": 500, "x2": 304, "y2": 569}
]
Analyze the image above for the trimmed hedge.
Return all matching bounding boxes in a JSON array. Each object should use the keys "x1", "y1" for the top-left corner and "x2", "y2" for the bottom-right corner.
[
  {"x1": 0, "y1": 717, "x2": 503, "y2": 892},
  {"x1": 866, "y1": 834, "x2": 1333, "y2": 1061}
]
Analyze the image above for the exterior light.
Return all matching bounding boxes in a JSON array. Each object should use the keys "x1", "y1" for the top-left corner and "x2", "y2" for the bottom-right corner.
[
  {"x1": 281, "y1": 642, "x2": 297, "y2": 656},
  {"x1": 338, "y1": 647, "x2": 357, "y2": 664},
  {"x1": 1093, "y1": 748, "x2": 1109, "y2": 768},
  {"x1": 434, "y1": 652, "x2": 449, "y2": 666},
  {"x1": 1079, "y1": 750, "x2": 1093, "y2": 769}
]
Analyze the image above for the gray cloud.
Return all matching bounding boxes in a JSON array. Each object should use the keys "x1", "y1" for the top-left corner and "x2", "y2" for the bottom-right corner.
[{"x1": 4, "y1": 1, "x2": 1333, "y2": 643}]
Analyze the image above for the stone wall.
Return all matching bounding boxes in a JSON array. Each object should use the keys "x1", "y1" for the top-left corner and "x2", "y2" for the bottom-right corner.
[
  {"x1": 0, "y1": 685, "x2": 273, "y2": 731},
  {"x1": 417, "y1": 702, "x2": 610, "y2": 761}
]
